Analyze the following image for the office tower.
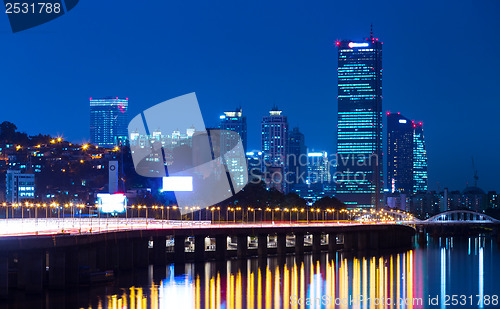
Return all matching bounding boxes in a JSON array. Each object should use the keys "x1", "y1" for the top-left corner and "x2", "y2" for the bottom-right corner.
[
  {"x1": 412, "y1": 122, "x2": 428, "y2": 193},
  {"x1": 288, "y1": 127, "x2": 307, "y2": 187},
  {"x1": 387, "y1": 113, "x2": 414, "y2": 194},
  {"x1": 218, "y1": 110, "x2": 247, "y2": 188},
  {"x1": 335, "y1": 31, "x2": 383, "y2": 208},
  {"x1": 219, "y1": 108, "x2": 247, "y2": 152},
  {"x1": 261, "y1": 106, "x2": 289, "y2": 192},
  {"x1": 246, "y1": 150, "x2": 263, "y2": 183},
  {"x1": 90, "y1": 97, "x2": 129, "y2": 148},
  {"x1": 307, "y1": 151, "x2": 331, "y2": 184},
  {"x1": 5, "y1": 170, "x2": 35, "y2": 203}
]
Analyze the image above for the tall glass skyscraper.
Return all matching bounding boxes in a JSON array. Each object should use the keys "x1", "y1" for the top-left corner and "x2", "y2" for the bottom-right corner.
[
  {"x1": 413, "y1": 122, "x2": 428, "y2": 193},
  {"x1": 219, "y1": 108, "x2": 247, "y2": 152},
  {"x1": 261, "y1": 106, "x2": 289, "y2": 192},
  {"x1": 218, "y1": 108, "x2": 248, "y2": 188},
  {"x1": 288, "y1": 127, "x2": 307, "y2": 187},
  {"x1": 387, "y1": 113, "x2": 414, "y2": 194},
  {"x1": 90, "y1": 97, "x2": 128, "y2": 148},
  {"x1": 336, "y1": 33, "x2": 383, "y2": 208}
]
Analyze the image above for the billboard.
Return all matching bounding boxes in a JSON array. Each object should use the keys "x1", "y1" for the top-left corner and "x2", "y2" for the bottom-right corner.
[
  {"x1": 162, "y1": 176, "x2": 193, "y2": 192},
  {"x1": 97, "y1": 193, "x2": 127, "y2": 213}
]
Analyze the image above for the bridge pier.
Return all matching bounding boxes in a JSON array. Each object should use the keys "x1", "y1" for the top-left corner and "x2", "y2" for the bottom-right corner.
[
  {"x1": 119, "y1": 240, "x2": 134, "y2": 271},
  {"x1": 134, "y1": 238, "x2": 149, "y2": 268},
  {"x1": 237, "y1": 235, "x2": 248, "y2": 259},
  {"x1": 48, "y1": 249, "x2": 66, "y2": 289},
  {"x1": 277, "y1": 233, "x2": 287, "y2": 256},
  {"x1": 328, "y1": 233, "x2": 339, "y2": 252},
  {"x1": 194, "y1": 236, "x2": 206, "y2": 262},
  {"x1": 295, "y1": 233, "x2": 304, "y2": 256},
  {"x1": 357, "y1": 231, "x2": 368, "y2": 251},
  {"x1": 343, "y1": 233, "x2": 357, "y2": 251},
  {"x1": 215, "y1": 235, "x2": 227, "y2": 260},
  {"x1": 174, "y1": 236, "x2": 185, "y2": 264},
  {"x1": 0, "y1": 253, "x2": 8, "y2": 298},
  {"x1": 105, "y1": 240, "x2": 120, "y2": 271},
  {"x1": 65, "y1": 247, "x2": 80, "y2": 285},
  {"x1": 152, "y1": 236, "x2": 166, "y2": 265},
  {"x1": 369, "y1": 231, "x2": 380, "y2": 251},
  {"x1": 258, "y1": 234, "x2": 268, "y2": 257},
  {"x1": 23, "y1": 250, "x2": 45, "y2": 293},
  {"x1": 312, "y1": 233, "x2": 322, "y2": 255}
]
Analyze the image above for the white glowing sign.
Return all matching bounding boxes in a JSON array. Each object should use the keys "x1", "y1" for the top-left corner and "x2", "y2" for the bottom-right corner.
[
  {"x1": 348, "y1": 42, "x2": 369, "y2": 48},
  {"x1": 162, "y1": 176, "x2": 193, "y2": 192},
  {"x1": 399, "y1": 119, "x2": 407, "y2": 124},
  {"x1": 97, "y1": 193, "x2": 126, "y2": 213}
]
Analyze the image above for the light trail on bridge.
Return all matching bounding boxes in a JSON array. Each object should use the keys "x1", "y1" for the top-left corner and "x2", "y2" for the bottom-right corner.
[{"x1": 0, "y1": 218, "x2": 396, "y2": 238}]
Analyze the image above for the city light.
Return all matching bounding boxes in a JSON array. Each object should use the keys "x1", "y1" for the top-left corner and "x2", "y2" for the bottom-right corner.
[{"x1": 348, "y1": 42, "x2": 369, "y2": 48}]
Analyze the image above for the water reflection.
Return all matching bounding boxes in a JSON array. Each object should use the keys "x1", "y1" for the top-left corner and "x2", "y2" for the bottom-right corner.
[{"x1": 84, "y1": 236, "x2": 499, "y2": 309}]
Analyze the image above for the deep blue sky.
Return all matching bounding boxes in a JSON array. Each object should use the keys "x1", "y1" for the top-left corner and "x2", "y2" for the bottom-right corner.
[{"x1": 1, "y1": 0, "x2": 499, "y2": 191}]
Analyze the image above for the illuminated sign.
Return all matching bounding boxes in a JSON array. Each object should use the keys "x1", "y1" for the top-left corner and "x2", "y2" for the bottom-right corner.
[
  {"x1": 97, "y1": 193, "x2": 127, "y2": 213},
  {"x1": 399, "y1": 119, "x2": 407, "y2": 124},
  {"x1": 308, "y1": 152, "x2": 324, "y2": 157},
  {"x1": 162, "y1": 176, "x2": 193, "y2": 192},
  {"x1": 348, "y1": 42, "x2": 369, "y2": 48}
]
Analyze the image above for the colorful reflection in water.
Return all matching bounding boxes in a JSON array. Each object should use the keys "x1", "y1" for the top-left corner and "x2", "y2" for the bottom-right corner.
[{"x1": 90, "y1": 236, "x2": 499, "y2": 309}]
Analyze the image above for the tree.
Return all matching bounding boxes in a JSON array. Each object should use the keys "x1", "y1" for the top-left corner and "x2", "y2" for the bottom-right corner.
[
  {"x1": 0, "y1": 121, "x2": 17, "y2": 140},
  {"x1": 313, "y1": 196, "x2": 345, "y2": 210},
  {"x1": 282, "y1": 192, "x2": 306, "y2": 208}
]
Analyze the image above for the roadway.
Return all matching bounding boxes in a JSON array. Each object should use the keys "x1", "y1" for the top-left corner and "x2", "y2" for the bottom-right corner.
[{"x1": 0, "y1": 218, "x2": 400, "y2": 237}]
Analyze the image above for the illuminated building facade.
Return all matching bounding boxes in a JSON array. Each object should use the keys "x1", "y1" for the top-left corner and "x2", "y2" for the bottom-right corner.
[
  {"x1": 387, "y1": 113, "x2": 414, "y2": 194},
  {"x1": 288, "y1": 127, "x2": 307, "y2": 187},
  {"x1": 90, "y1": 97, "x2": 129, "y2": 148},
  {"x1": 5, "y1": 170, "x2": 35, "y2": 203},
  {"x1": 335, "y1": 33, "x2": 383, "y2": 208},
  {"x1": 261, "y1": 107, "x2": 289, "y2": 192},
  {"x1": 412, "y1": 122, "x2": 428, "y2": 193},
  {"x1": 218, "y1": 108, "x2": 248, "y2": 188},
  {"x1": 307, "y1": 151, "x2": 330, "y2": 184},
  {"x1": 219, "y1": 108, "x2": 247, "y2": 152}
]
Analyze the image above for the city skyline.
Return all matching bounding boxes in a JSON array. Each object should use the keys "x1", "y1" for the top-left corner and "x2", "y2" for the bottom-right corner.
[
  {"x1": 1, "y1": 0, "x2": 499, "y2": 191},
  {"x1": 1, "y1": 1, "x2": 499, "y2": 306}
]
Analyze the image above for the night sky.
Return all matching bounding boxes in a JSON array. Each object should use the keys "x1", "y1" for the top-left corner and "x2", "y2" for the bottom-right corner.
[{"x1": 1, "y1": 0, "x2": 499, "y2": 191}]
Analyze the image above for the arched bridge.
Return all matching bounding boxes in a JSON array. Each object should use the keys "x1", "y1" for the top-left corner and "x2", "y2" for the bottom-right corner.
[
  {"x1": 423, "y1": 210, "x2": 500, "y2": 225},
  {"x1": 359, "y1": 209, "x2": 500, "y2": 226}
]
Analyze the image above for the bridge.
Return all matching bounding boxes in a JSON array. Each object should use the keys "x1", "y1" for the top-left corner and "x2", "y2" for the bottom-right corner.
[
  {"x1": 423, "y1": 210, "x2": 500, "y2": 224},
  {"x1": 0, "y1": 218, "x2": 414, "y2": 297},
  {"x1": 0, "y1": 207, "x2": 497, "y2": 297},
  {"x1": 349, "y1": 209, "x2": 500, "y2": 226}
]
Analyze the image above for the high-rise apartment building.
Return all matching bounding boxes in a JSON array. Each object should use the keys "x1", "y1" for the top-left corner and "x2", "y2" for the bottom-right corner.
[
  {"x1": 335, "y1": 32, "x2": 383, "y2": 208},
  {"x1": 413, "y1": 122, "x2": 428, "y2": 193},
  {"x1": 261, "y1": 106, "x2": 289, "y2": 192},
  {"x1": 90, "y1": 97, "x2": 129, "y2": 148},
  {"x1": 387, "y1": 113, "x2": 414, "y2": 194},
  {"x1": 5, "y1": 170, "x2": 35, "y2": 203}
]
